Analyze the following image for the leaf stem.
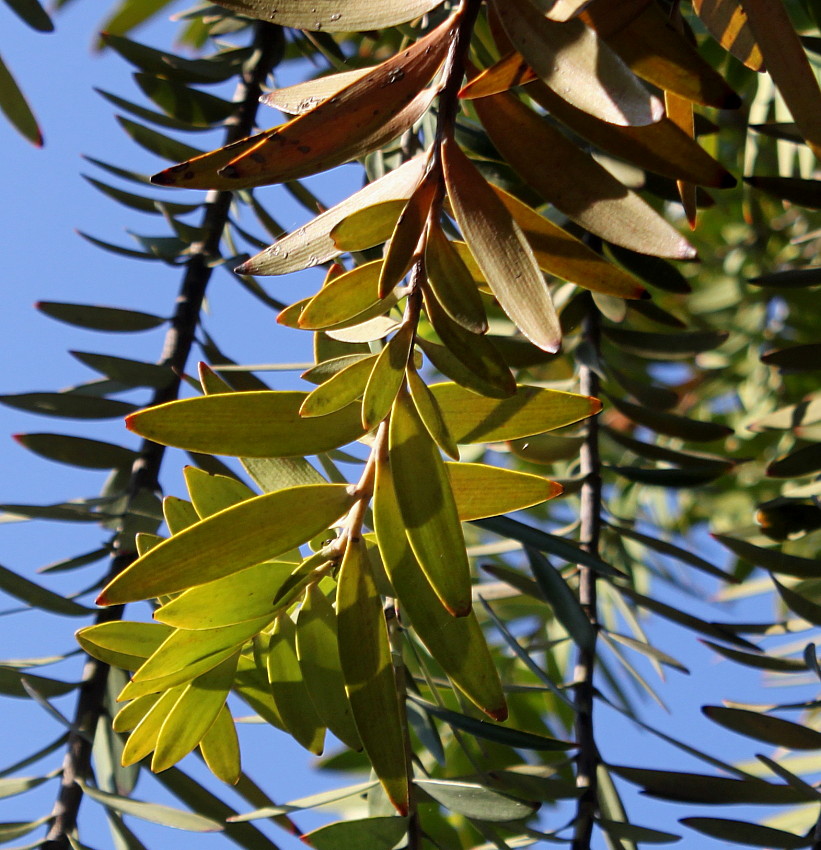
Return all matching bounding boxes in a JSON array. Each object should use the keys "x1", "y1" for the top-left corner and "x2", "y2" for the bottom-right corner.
[
  {"x1": 43, "y1": 23, "x2": 286, "y2": 849},
  {"x1": 572, "y1": 301, "x2": 603, "y2": 850}
]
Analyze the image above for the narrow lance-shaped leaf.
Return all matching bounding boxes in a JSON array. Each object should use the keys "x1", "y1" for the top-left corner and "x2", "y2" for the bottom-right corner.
[
  {"x1": 209, "y1": 0, "x2": 445, "y2": 31},
  {"x1": 492, "y1": 0, "x2": 663, "y2": 126},
  {"x1": 97, "y1": 484, "x2": 356, "y2": 604},
  {"x1": 336, "y1": 537, "x2": 409, "y2": 814},
  {"x1": 389, "y1": 391, "x2": 472, "y2": 617},
  {"x1": 443, "y1": 137, "x2": 561, "y2": 353},
  {"x1": 680, "y1": 817, "x2": 809, "y2": 848},
  {"x1": 702, "y1": 705, "x2": 821, "y2": 750},
  {"x1": 0, "y1": 53, "x2": 42, "y2": 146},
  {"x1": 693, "y1": 0, "x2": 764, "y2": 71},
  {"x1": 472, "y1": 90, "x2": 696, "y2": 260},
  {"x1": 126, "y1": 391, "x2": 366, "y2": 458},
  {"x1": 199, "y1": 703, "x2": 241, "y2": 785},
  {"x1": 238, "y1": 155, "x2": 427, "y2": 276},
  {"x1": 362, "y1": 323, "x2": 414, "y2": 430},
  {"x1": 373, "y1": 454, "x2": 507, "y2": 719},
  {"x1": 266, "y1": 616, "x2": 326, "y2": 755},
  {"x1": 152, "y1": 15, "x2": 456, "y2": 189}
]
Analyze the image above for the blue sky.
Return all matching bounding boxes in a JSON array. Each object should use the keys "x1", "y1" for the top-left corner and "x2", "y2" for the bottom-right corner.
[{"x1": 0, "y1": 3, "x2": 816, "y2": 848}]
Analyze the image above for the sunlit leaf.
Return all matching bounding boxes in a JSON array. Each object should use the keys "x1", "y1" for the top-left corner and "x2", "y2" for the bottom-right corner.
[
  {"x1": 98, "y1": 484, "x2": 356, "y2": 604},
  {"x1": 126, "y1": 392, "x2": 366, "y2": 457},
  {"x1": 200, "y1": 704, "x2": 241, "y2": 785},
  {"x1": 362, "y1": 324, "x2": 413, "y2": 429},
  {"x1": 210, "y1": 0, "x2": 445, "y2": 31},
  {"x1": 693, "y1": 0, "x2": 764, "y2": 71},
  {"x1": 415, "y1": 778, "x2": 538, "y2": 822},
  {"x1": 493, "y1": 0, "x2": 663, "y2": 126},
  {"x1": 443, "y1": 136, "x2": 561, "y2": 353},
  {"x1": 300, "y1": 356, "x2": 376, "y2": 418},
  {"x1": 337, "y1": 537, "x2": 409, "y2": 814},
  {"x1": 302, "y1": 816, "x2": 408, "y2": 850}
]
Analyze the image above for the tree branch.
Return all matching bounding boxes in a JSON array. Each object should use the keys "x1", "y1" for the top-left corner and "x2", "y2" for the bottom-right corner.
[
  {"x1": 572, "y1": 302, "x2": 602, "y2": 850},
  {"x1": 43, "y1": 22, "x2": 285, "y2": 848}
]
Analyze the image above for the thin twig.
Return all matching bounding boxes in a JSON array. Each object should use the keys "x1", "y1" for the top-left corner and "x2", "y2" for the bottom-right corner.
[
  {"x1": 572, "y1": 302, "x2": 603, "y2": 850},
  {"x1": 43, "y1": 22, "x2": 284, "y2": 849}
]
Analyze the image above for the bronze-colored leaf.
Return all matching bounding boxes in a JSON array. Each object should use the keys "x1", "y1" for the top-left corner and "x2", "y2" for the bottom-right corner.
[{"x1": 693, "y1": 0, "x2": 764, "y2": 71}]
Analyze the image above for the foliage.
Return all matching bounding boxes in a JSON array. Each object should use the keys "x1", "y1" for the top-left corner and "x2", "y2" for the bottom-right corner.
[{"x1": 1, "y1": 1, "x2": 821, "y2": 848}]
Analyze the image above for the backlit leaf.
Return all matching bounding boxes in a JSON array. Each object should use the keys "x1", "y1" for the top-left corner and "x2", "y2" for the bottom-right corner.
[
  {"x1": 200, "y1": 704, "x2": 241, "y2": 785},
  {"x1": 296, "y1": 583, "x2": 361, "y2": 750},
  {"x1": 302, "y1": 816, "x2": 408, "y2": 850},
  {"x1": 493, "y1": 0, "x2": 663, "y2": 126},
  {"x1": 431, "y1": 382, "x2": 600, "y2": 443},
  {"x1": 415, "y1": 778, "x2": 537, "y2": 822},
  {"x1": 210, "y1": 0, "x2": 445, "y2": 31},
  {"x1": 362, "y1": 323, "x2": 413, "y2": 429},
  {"x1": 473, "y1": 91, "x2": 695, "y2": 259},
  {"x1": 300, "y1": 356, "x2": 377, "y2": 418},
  {"x1": 693, "y1": 0, "x2": 764, "y2": 71},
  {"x1": 126, "y1": 392, "x2": 366, "y2": 457},
  {"x1": 238, "y1": 156, "x2": 426, "y2": 275},
  {"x1": 337, "y1": 537, "x2": 409, "y2": 814},
  {"x1": 261, "y1": 68, "x2": 373, "y2": 115},
  {"x1": 152, "y1": 17, "x2": 454, "y2": 189},
  {"x1": 447, "y1": 463, "x2": 562, "y2": 521},
  {"x1": 266, "y1": 617, "x2": 326, "y2": 754},
  {"x1": 443, "y1": 136, "x2": 560, "y2": 353},
  {"x1": 330, "y1": 200, "x2": 407, "y2": 252},
  {"x1": 76, "y1": 622, "x2": 172, "y2": 670},
  {"x1": 97, "y1": 484, "x2": 356, "y2": 604},
  {"x1": 390, "y1": 392, "x2": 472, "y2": 616},
  {"x1": 183, "y1": 467, "x2": 255, "y2": 518}
]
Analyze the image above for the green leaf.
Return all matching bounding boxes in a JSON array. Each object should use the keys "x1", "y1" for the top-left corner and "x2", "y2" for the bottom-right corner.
[
  {"x1": 602, "y1": 327, "x2": 728, "y2": 360},
  {"x1": 300, "y1": 356, "x2": 377, "y2": 418},
  {"x1": 0, "y1": 392, "x2": 136, "y2": 420},
  {"x1": 415, "y1": 778, "x2": 538, "y2": 822},
  {"x1": 598, "y1": 818, "x2": 681, "y2": 844},
  {"x1": 362, "y1": 324, "x2": 413, "y2": 429},
  {"x1": 13, "y1": 434, "x2": 136, "y2": 470},
  {"x1": 0, "y1": 563, "x2": 92, "y2": 616},
  {"x1": 412, "y1": 697, "x2": 572, "y2": 752},
  {"x1": 767, "y1": 442, "x2": 821, "y2": 478},
  {"x1": 407, "y1": 368, "x2": 460, "y2": 460},
  {"x1": 447, "y1": 463, "x2": 562, "y2": 521},
  {"x1": 373, "y1": 455, "x2": 507, "y2": 719},
  {"x1": 703, "y1": 706, "x2": 821, "y2": 750},
  {"x1": 152, "y1": 652, "x2": 239, "y2": 772},
  {"x1": 302, "y1": 816, "x2": 408, "y2": 850},
  {"x1": 526, "y1": 549, "x2": 596, "y2": 653},
  {"x1": 83, "y1": 175, "x2": 199, "y2": 216},
  {"x1": 135, "y1": 73, "x2": 234, "y2": 126},
  {"x1": 607, "y1": 395, "x2": 732, "y2": 442},
  {"x1": 296, "y1": 583, "x2": 361, "y2": 750},
  {"x1": 78, "y1": 781, "x2": 223, "y2": 832},
  {"x1": 154, "y1": 562, "x2": 295, "y2": 629},
  {"x1": 0, "y1": 773, "x2": 52, "y2": 800},
  {"x1": 390, "y1": 392, "x2": 472, "y2": 617},
  {"x1": 713, "y1": 534, "x2": 821, "y2": 578},
  {"x1": 35, "y1": 301, "x2": 165, "y2": 332},
  {"x1": 430, "y1": 382, "x2": 600, "y2": 444},
  {"x1": 199, "y1": 704, "x2": 241, "y2": 785},
  {"x1": 126, "y1": 392, "x2": 366, "y2": 458},
  {"x1": 297, "y1": 261, "x2": 398, "y2": 331},
  {"x1": 71, "y1": 351, "x2": 174, "y2": 389},
  {"x1": 117, "y1": 116, "x2": 203, "y2": 163},
  {"x1": 337, "y1": 537, "x2": 409, "y2": 814},
  {"x1": 680, "y1": 817, "x2": 809, "y2": 848},
  {"x1": 443, "y1": 137, "x2": 560, "y2": 353},
  {"x1": 0, "y1": 815, "x2": 50, "y2": 843},
  {"x1": 98, "y1": 484, "x2": 356, "y2": 604},
  {"x1": 77, "y1": 622, "x2": 173, "y2": 670},
  {"x1": 330, "y1": 200, "x2": 406, "y2": 251},
  {"x1": 772, "y1": 576, "x2": 821, "y2": 626},
  {"x1": 0, "y1": 53, "x2": 42, "y2": 146},
  {"x1": 6, "y1": 0, "x2": 53, "y2": 31},
  {"x1": 183, "y1": 467, "x2": 255, "y2": 518},
  {"x1": 701, "y1": 640, "x2": 806, "y2": 673},
  {"x1": 0, "y1": 667, "x2": 75, "y2": 698},
  {"x1": 611, "y1": 765, "x2": 817, "y2": 804}
]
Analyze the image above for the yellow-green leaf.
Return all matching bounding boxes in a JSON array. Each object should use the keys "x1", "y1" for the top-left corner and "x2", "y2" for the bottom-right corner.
[
  {"x1": 443, "y1": 137, "x2": 561, "y2": 353},
  {"x1": 298, "y1": 261, "x2": 399, "y2": 331},
  {"x1": 113, "y1": 693, "x2": 161, "y2": 734},
  {"x1": 296, "y1": 583, "x2": 361, "y2": 750},
  {"x1": 76, "y1": 621, "x2": 172, "y2": 671},
  {"x1": 162, "y1": 496, "x2": 199, "y2": 535},
  {"x1": 300, "y1": 356, "x2": 377, "y2": 418},
  {"x1": 407, "y1": 368, "x2": 459, "y2": 460},
  {"x1": 154, "y1": 561, "x2": 295, "y2": 629},
  {"x1": 183, "y1": 467, "x2": 256, "y2": 518},
  {"x1": 126, "y1": 392, "x2": 366, "y2": 458},
  {"x1": 373, "y1": 456, "x2": 507, "y2": 719},
  {"x1": 121, "y1": 686, "x2": 185, "y2": 767},
  {"x1": 362, "y1": 324, "x2": 414, "y2": 429},
  {"x1": 152, "y1": 652, "x2": 239, "y2": 772},
  {"x1": 336, "y1": 537, "x2": 409, "y2": 814},
  {"x1": 267, "y1": 614, "x2": 326, "y2": 754},
  {"x1": 389, "y1": 392, "x2": 472, "y2": 616},
  {"x1": 430, "y1": 382, "x2": 601, "y2": 443},
  {"x1": 330, "y1": 200, "x2": 407, "y2": 252},
  {"x1": 493, "y1": 0, "x2": 663, "y2": 126},
  {"x1": 200, "y1": 703, "x2": 241, "y2": 785},
  {"x1": 98, "y1": 484, "x2": 356, "y2": 604},
  {"x1": 425, "y1": 222, "x2": 488, "y2": 334},
  {"x1": 447, "y1": 462, "x2": 563, "y2": 521}
]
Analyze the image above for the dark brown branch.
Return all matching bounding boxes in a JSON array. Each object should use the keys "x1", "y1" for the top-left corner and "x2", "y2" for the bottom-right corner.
[
  {"x1": 43, "y1": 22, "x2": 284, "y2": 849},
  {"x1": 572, "y1": 303, "x2": 602, "y2": 850}
]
